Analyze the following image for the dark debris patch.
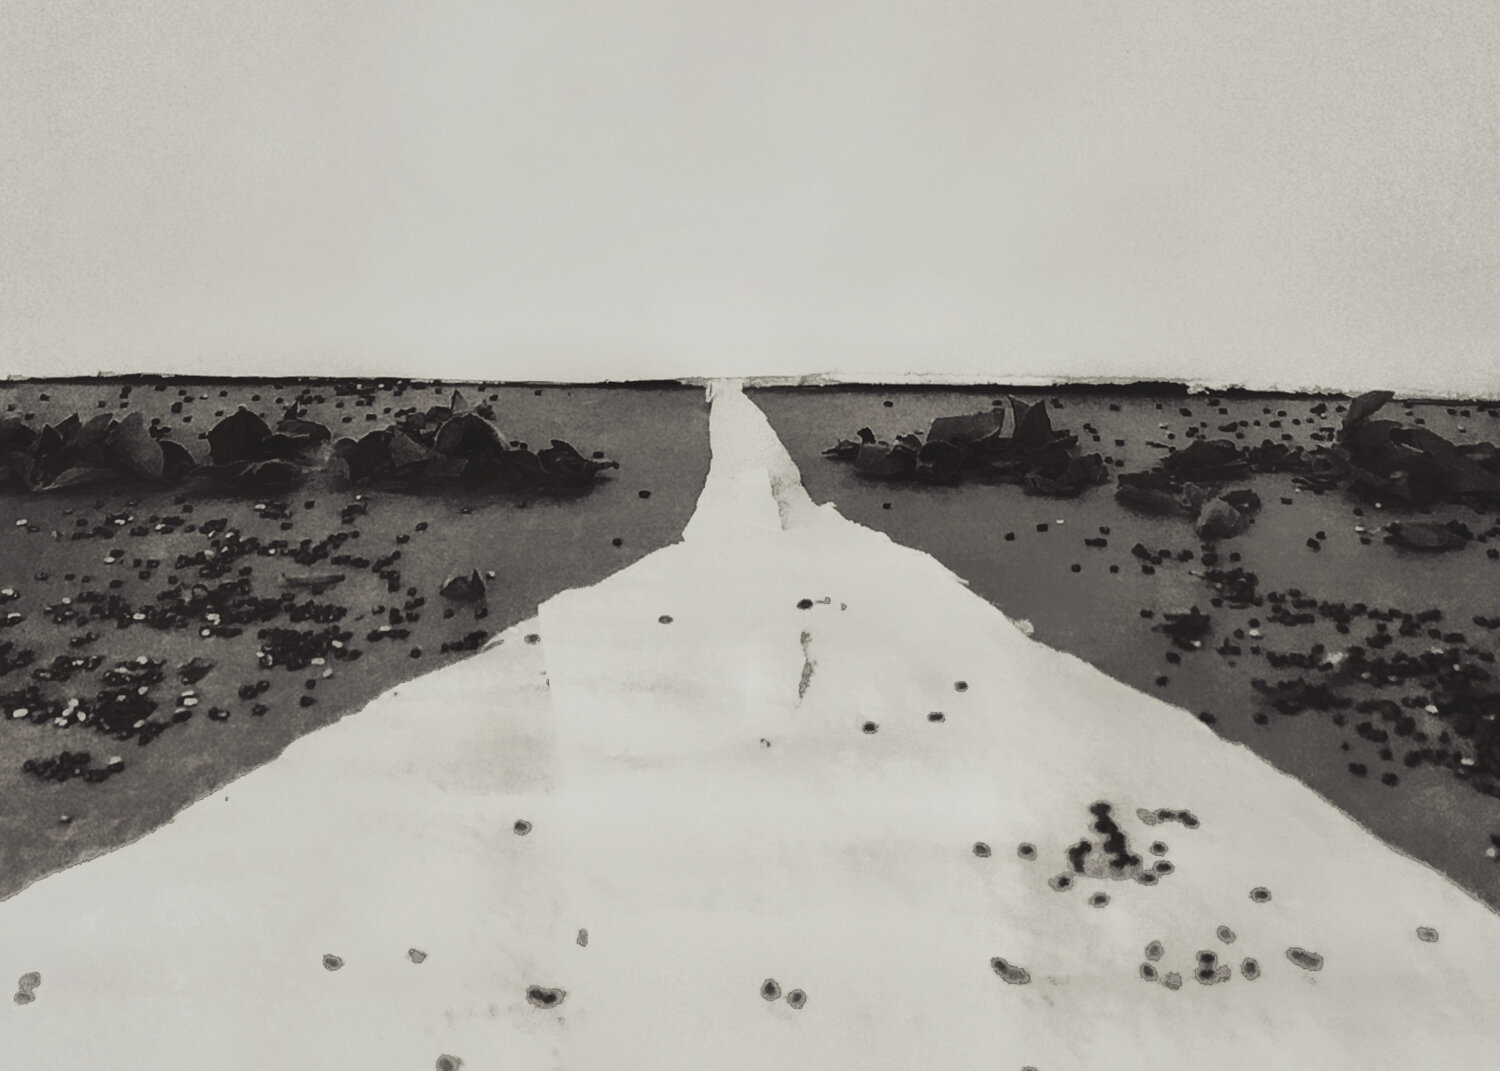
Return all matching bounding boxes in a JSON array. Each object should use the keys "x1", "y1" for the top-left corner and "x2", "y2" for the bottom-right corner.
[
  {"x1": 990, "y1": 958, "x2": 1031, "y2": 985},
  {"x1": 1285, "y1": 947, "x2": 1324, "y2": 971},
  {"x1": 435, "y1": 1055, "x2": 464, "y2": 1071},
  {"x1": 525, "y1": 985, "x2": 567, "y2": 1009},
  {"x1": 785, "y1": 988, "x2": 807, "y2": 1010},
  {"x1": 1416, "y1": 927, "x2": 1439, "y2": 943},
  {"x1": 322, "y1": 954, "x2": 344, "y2": 971},
  {"x1": 1147, "y1": 808, "x2": 1201, "y2": 829},
  {"x1": 822, "y1": 399, "x2": 1108, "y2": 495},
  {"x1": 761, "y1": 978, "x2": 782, "y2": 1001},
  {"x1": 1250, "y1": 887, "x2": 1272, "y2": 903}
]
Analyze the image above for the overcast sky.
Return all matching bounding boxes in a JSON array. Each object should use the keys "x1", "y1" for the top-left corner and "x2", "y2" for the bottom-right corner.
[{"x1": 2, "y1": 1, "x2": 1498, "y2": 394}]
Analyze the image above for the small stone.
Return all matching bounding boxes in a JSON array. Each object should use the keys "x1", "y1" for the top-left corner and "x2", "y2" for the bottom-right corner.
[
  {"x1": 785, "y1": 988, "x2": 807, "y2": 1009},
  {"x1": 525, "y1": 985, "x2": 566, "y2": 1009},
  {"x1": 1285, "y1": 947, "x2": 1324, "y2": 971},
  {"x1": 322, "y1": 954, "x2": 344, "y2": 971},
  {"x1": 513, "y1": 819, "x2": 532, "y2": 835},
  {"x1": 408, "y1": 949, "x2": 427, "y2": 964},
  {"x1": 1417, "y1": 927, "x2": 1439, "y2": 943},
  {"x1": 761, "y1": 978, "x2": 782, "y2": 1001},
  {"x1": 990, "y1": 958, "x2": 1031, "y2": 985}
]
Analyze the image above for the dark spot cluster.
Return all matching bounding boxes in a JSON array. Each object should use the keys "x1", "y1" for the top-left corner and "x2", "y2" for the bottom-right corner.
[
  {"x1": 1136, "y1": 807, "x2": 1200, "y2": 830},
  {"x1": 21, "y1": 749, "x2": 124, "y2": 784},
  {"x1": 1054, "y1": 802, "x2": 1165, "y2": 890},
  {"x1": 1142, "y1": 936, "x2": 1266, "y2": 990},
  {"x1": 760, "y1": 977, "x2": 808, "y2": 1008}
]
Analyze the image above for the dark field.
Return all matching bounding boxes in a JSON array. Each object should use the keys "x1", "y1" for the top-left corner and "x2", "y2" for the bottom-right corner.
[
  {"x1": 0, "y1": 380, "x2": 710, "y2": 900},
  {"x1": 752, "y1": 386, "x2": 1500, "y2": 911}
]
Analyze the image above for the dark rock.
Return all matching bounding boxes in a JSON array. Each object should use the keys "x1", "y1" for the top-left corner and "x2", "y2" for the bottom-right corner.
[{"x1": 439, "y1": 571, "x2": 486, "y2": 603}]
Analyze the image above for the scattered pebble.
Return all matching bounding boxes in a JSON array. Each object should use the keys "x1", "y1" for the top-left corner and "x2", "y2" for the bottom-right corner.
[
  {"x1": 990, "y1": 958, "x2": 1031, "y2": 985},
  {"x1": 525, "y1": 985, "x2": 567, "y2": 1009},
  {"x1": 1416, "y1": 926, "x2": 1439, "y2": 943},
  {"x1": 1285, "y1": 947, "x2": 1324, "y2": 971},
  {"x1": 322, "y1": 954, "x2": 344, "y2": 971}
]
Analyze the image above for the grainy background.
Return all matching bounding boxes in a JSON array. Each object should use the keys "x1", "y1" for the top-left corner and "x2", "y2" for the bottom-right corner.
[{"x1": 2, "y1": 1, "x2": 1499, "y2": 395}]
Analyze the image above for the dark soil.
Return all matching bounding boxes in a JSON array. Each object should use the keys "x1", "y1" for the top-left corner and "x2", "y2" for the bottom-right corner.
[{"x1": 0, "y1": 379, "x2": 708, "y2": 901}]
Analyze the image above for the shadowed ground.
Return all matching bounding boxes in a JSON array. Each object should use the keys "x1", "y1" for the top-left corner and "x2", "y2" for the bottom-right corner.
[{"x1": 0, "y1": 380, "x2": 709, "y2": 900}]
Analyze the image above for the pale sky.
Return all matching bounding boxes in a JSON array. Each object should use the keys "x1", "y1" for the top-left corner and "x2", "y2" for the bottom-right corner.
[{"x1": 2, "y1": 1, "x2": 1498, "y2": 394}]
